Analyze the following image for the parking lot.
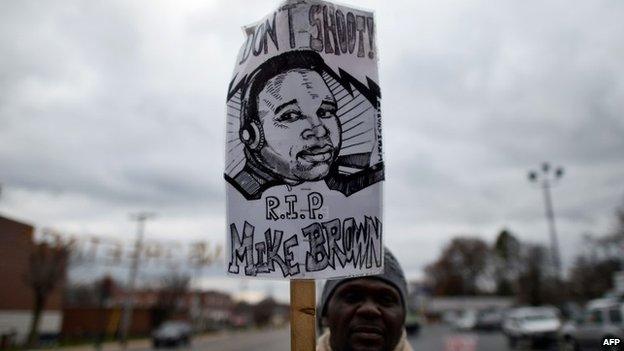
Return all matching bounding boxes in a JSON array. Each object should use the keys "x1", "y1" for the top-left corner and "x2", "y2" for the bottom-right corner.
[
  {"x1": 408, "y1": 324, "x2": 558, "y2": 351},
  {"x1": 57, "y1": 325, "x2": 561, "y2": 351}
]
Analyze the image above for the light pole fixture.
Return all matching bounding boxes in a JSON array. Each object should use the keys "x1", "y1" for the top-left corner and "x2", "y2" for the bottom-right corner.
[{"x1": 528, "y1": 162, "x2": 565, "y2": 278}]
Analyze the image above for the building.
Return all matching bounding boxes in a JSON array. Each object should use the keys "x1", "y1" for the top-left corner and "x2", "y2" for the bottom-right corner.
[
  {"x1": 189, "y1": 290, "x2": 234, "y2": 330},
  {"x1": 62, "y1": 279, "x2": 235, "y2": 339},
  {"x1": 407, "y1": 280, "x2": 514, "y2": 322},
  {"x1": 0, "y1": 214, "x2": 64, "y2": 346},
  {"x1": 424, "y1": 296, "x2": 514, "y2": 317}
]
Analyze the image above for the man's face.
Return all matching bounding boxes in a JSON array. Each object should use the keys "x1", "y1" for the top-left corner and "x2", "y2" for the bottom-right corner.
[
  {"x1": 324, "y1": 278, "x2": 405, "y2": 351},
  {"x1": 256, "y1": 69, "x2": 340, "y2": 182}
]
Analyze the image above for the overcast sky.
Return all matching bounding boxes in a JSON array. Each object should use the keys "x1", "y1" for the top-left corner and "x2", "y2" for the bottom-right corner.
[{"x1": 1, "y1": 0, "x2": 623, "y2": 302}]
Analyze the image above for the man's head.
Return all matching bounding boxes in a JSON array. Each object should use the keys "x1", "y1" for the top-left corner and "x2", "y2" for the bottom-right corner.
[
  {"x1": 240, "y1": 51, "x2": 341, "y2": 182},
  {"x1": 319, "y1": 249, "x2": 408, "y2": 351}
]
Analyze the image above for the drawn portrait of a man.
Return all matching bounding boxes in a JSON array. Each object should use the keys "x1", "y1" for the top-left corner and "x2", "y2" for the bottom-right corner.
[
  {"x1": 225, "y1": 50, "x2": 383, "y2": 200},
  {"x1": 249, "y1": 52, "x2": 340, "y2": 182}
]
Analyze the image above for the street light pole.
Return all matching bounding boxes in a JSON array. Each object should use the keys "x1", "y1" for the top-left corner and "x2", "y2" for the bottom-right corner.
[
  {"x1": 119, "y1": 212, "x2": 155, "y2": 348},
  {"x1": 528, "y1": 162, "x2": 564, "y2": 278}
]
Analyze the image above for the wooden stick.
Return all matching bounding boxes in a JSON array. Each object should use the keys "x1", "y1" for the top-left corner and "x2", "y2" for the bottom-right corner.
[{"x1": 290, "y1": 279, "x2": 316, "y2": 351}]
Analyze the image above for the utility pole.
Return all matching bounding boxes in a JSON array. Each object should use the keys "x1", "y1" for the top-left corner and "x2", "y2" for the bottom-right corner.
[
  {"x1": 528, "y1": 162, "x2": 564, "y2": 278},
  {"x1": 119, "y1": 212, "x2": 155, "y2": 348}
]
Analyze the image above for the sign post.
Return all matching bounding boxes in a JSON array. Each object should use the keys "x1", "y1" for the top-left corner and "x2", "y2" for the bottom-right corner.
[
  {"x1": 224, "y1": 1, "x2": 384, "y2": 349},
  {"x1": 290, "y1": 280, "x2": 316, "y2": 350}
]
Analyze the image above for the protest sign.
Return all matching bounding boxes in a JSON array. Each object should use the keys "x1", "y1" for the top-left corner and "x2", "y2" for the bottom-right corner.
[{"x1": 225, "y1": 0, "x2": 383, "y2": 280}]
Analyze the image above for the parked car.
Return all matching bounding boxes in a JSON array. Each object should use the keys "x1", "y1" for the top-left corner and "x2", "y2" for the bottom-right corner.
[
  {"x1": 502, "y1": 306, "x2": 561, "y2": 349},
  {"x1": 559, "y1": 297, "x2": 624, "y2": 351},
  {"x1": 151, "y1": 321, "x2": 192, "y2": 348},
  {"x1": 453, "y1": 309, "x2": 478, "y2": 331},
  {"x1": 405, "y1": 311, "x2": 425, "y2": 335},
  {"x1": 475, "y1": 309, "x2": 505, "y2": 331}
]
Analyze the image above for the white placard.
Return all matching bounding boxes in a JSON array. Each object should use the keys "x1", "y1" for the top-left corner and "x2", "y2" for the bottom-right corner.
[{"x1": 224, "y1": 0, "x2": 383, "y2": 279}]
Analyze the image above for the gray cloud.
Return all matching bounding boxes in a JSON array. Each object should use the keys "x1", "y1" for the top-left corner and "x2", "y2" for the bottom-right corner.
[{"x1": 1, "y1": 0, "x2": 623, "y2": 294}]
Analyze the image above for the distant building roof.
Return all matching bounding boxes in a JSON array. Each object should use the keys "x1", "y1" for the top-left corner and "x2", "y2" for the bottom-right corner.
[
  {"x1": 0, "y1": 213, "x2": 34, "y2": 233},
  {"x1": 425, "y1": 296, "x2": 514, "y2": 313}
]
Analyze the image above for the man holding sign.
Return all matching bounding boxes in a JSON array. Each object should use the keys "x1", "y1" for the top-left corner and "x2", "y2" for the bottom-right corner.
[{"x1": 317, "y1": 250, "x2": 414, "y2": 351}]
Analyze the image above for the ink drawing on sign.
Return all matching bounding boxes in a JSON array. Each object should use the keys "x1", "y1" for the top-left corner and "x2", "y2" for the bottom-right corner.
[{"x1": 225, "y1": 0, "x2": 384, "y2": 279}]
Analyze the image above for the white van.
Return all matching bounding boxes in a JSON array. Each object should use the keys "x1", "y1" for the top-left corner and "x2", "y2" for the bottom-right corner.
[{"x1": 559, "y1": 297, "x2": 624, "y2": 350}]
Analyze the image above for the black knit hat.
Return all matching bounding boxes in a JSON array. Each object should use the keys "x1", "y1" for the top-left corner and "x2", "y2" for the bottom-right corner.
[{"x1": 318, "y1": 248, "x2": 408, "y2": 329}]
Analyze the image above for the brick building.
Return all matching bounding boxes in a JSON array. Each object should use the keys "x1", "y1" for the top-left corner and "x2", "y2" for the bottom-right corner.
[
  {"x1": 0, "y1": 214, "x2": 64, "y2": 345},
  {"x1": 189, "y1": 290, "x2": 233, "y2": 329},
  {"x1": 108, "y1": 288, "x2": 234, "y2": 330},
  {"x1": 61, "y1": 280, "x2": 234, "y2": 339}
]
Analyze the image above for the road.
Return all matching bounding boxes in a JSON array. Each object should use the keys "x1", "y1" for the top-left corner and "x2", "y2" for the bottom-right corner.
[
  {"x1": 408, "y1": 324, "x2": 509, "y2": 351},
  {"x1": 408, "y1": 324, "x2": 560, "y2": 351},
  {"x1": 185, "y1": 328, "x2": 289, "y2": 351},
  {"x1": 149, "y1": 325, "x2": 510, "y2": 351},
  {"x1": 62, "y1": 324, "x2": 559, "y2": 351},
  {"x1": 131, "y1": 329, "x2": 290, "y2": 351},
  {"x1": 181, "y1": 325, "x2": 537, "y2": 351}
]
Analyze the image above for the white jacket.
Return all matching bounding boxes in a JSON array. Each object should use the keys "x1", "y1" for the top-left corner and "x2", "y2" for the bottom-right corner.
[{"x1": 316, "y1": 329, "x2": 414, "y2": 351}]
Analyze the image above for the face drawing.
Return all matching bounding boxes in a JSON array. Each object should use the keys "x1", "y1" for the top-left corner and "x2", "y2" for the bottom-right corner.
[
  {"x1": 324, "y1": 278, "x2": 405, "y2": 351},
  {"x1": 256, "y1": 69, "x2": 340, "y2": 182}
]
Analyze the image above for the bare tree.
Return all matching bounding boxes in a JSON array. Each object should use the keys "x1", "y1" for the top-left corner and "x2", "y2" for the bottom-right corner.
[
  {"x1": 24, "y1": 240, "x2": 70, "y2": 346},
  {"x1": 492, "y1": 229, "x2": 522, "y2": 295},
  {"x1": 565, "y1": 198, "x2": 624, "y2": 302},
  {"x1": 425, "y1": 236, "x2": 490, "y2": 295},
  {"x1": 612, "y1": 200, "x2": 624, "y2": 244},
  {"x1": 567, "y1": 255, "x2": 620, "y2": 301},
  {"x1": 154, "y1": 274, "x2": 190, "y2": 325},
  {"x1": 516, "y1": 244, "x2": 561, "y2": 306},
  {"x1": 252, "y1": 297, "x2": 277, "y2": 327}
]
